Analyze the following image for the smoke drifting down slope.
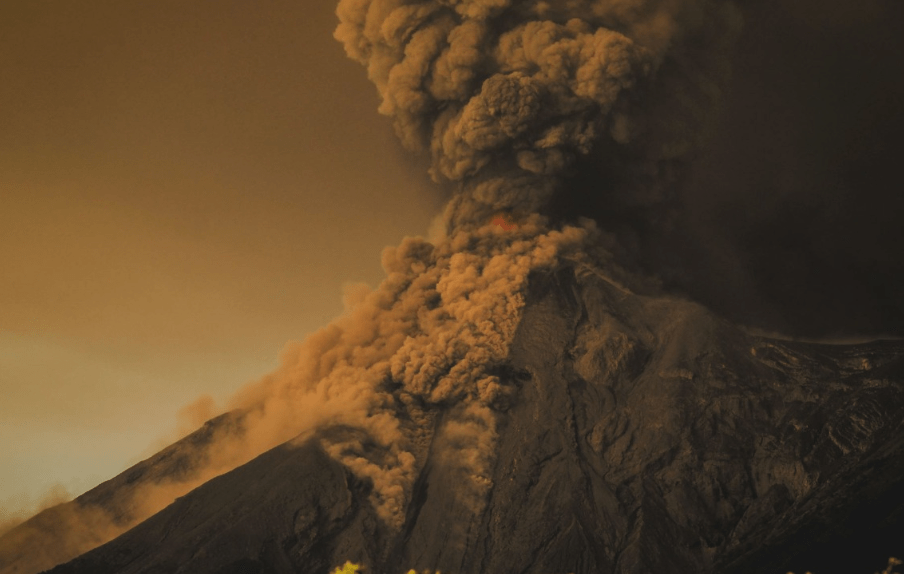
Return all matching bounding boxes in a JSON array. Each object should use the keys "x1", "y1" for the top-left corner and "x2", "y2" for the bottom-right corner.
[
  {"x1": 36, "y1": 263, "x2": 904, "y2": 574},
  {"x1": 226, "y1": 218, "x2": 601, "y2": 528},
  {"x1": 1, "y1": 218, "x2": 617, "y2": 573}
]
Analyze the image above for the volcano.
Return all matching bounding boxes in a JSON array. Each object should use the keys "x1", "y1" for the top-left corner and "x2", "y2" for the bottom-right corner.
[
  {"x1": 4, "y1": 0, "x2": 902, "y2": 571},
  {"x1": 4, "y1": 260, "x2": 902, "y2": 574}
]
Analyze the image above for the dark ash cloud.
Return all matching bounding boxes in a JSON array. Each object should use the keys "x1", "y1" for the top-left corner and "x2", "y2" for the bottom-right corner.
[{"x1": 646, "y1": 0, "x2": 904, "y2": 338}]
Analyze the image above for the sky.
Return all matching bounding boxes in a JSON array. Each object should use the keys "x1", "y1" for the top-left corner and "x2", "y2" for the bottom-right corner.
[
  {"x1": 0, "y1": 0, "x2": 441, "y2": 518},
  {"x1": 673, "y1": 0, "x2": 904, "y2": 338},
  {"x1": 2, "y1": 0, "x2": 903, "y2": 526}
]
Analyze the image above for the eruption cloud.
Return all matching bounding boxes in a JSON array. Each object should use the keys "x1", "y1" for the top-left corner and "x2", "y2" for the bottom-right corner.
[
  {"x1": 3, "y1": 2, "x2": 745, "y2": 569},
  {"x1": 296, "y1": 0, "x2": 741, "y2": 525},
  {"x1": 219, "y1": 0, "x2": 741, "y2": 530},
  {"x1": 334, "y1": 0, "x2": 741, "y2": 230},
  {"x1": 228, "y1": 218, "x2": 597, "y2": 526}
]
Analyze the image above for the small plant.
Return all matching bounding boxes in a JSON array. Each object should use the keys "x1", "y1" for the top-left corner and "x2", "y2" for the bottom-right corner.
[
  {"x1": 328, "y1": 562, "x2": 439, "y2": 574},
  {"x1": 330, "y1": 562, "x2": 362, "y2": 574}
]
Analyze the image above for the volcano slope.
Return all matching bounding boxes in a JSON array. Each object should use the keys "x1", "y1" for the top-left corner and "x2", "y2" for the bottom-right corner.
[
  {"x1": 0, "y1": 411, "x2": 248, "y2": 574},
  {"x1": 40, "y1": 263, "x2": 904, "y2": 574}
]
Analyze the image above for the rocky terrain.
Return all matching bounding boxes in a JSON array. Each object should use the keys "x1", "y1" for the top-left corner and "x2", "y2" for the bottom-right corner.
[{"x1": 11, "y1": 261, "x2": 900, "y2": 574}]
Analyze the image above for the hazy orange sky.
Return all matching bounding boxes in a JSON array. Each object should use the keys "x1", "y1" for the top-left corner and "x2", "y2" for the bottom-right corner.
[{"x1": 0, "y1": 1, "x2": 442, "y2": 515}]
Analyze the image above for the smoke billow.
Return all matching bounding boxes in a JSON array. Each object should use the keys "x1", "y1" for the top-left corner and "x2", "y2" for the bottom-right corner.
[
  {"x1": 227, "y1": 218, "x2": 597, "y2": 526},
  {"x1": 334, "y1": 0, "x2": 741, "y2": 231},
  {"x1": 290, "y1": 0, "x2": 741, "y2": 525},
  {"x1": 211, "y1": 0, "x2": 743, "y2": 530}
]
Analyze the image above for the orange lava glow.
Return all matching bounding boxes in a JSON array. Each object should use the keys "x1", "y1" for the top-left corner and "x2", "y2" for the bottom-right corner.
[{"x1": 490, "y1": 213, "x2": 516, "y2": 231}]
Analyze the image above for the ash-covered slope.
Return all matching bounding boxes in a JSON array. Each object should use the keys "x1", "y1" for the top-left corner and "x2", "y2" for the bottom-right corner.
[
  {"x1": 46, "y1": 263, "x2": 904, "y2": 574},
  {"x1": 41, "y1": 432, "x2": 380, "y2": 574},
  {"x1": 0, "y1": 411, "x2": 245, "y2": 574}
]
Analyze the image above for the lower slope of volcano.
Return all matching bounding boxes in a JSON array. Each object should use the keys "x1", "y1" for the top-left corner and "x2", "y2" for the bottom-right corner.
[{"x1": 36, "y1": 264, "x2": 904, "y2": 574}]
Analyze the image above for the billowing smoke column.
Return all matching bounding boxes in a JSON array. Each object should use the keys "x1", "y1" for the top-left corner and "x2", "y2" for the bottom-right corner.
[
  {"x1": 274, "y1": 0, "x2": 739, "y2": 528},
  {"x1": 334, "y1": 0, "x2": 740, "y2": 231},
  {"x1": 222, "y1": 0, "x2": 744, "y2": 531},
  {"x1": 228, "y1": 218, "x2": 599, "y2": 528}
]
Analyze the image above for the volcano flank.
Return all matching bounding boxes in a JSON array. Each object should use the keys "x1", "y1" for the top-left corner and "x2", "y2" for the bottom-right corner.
[{"x1": 3, "y1": 261, "x2": 902, "y2": 574}]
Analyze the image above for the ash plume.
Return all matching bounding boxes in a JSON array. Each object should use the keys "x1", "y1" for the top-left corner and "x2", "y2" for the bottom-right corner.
[
  {"x1": 335, "y1": 0, "x2": 741, "y2": 231},
  {"x1": 227, "y1": 219, "x2": 597, "y2": 527},
  {"x1": 265, "y1": 0, "x2": 742, "y2": 531}
]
